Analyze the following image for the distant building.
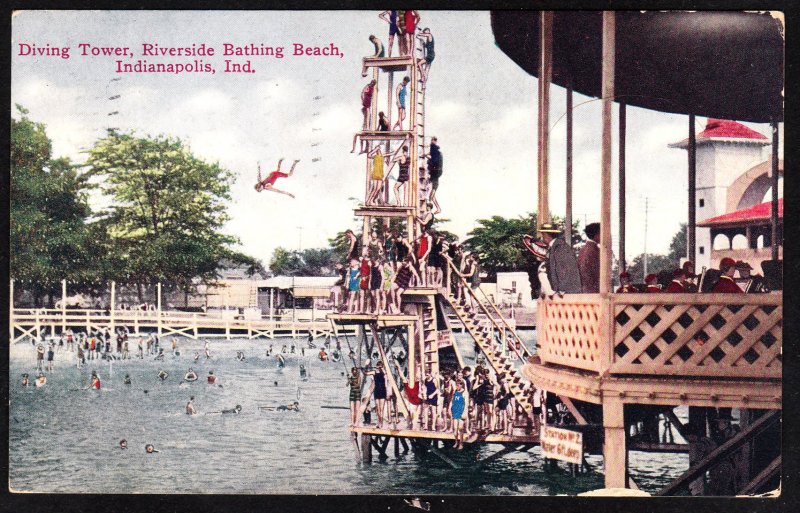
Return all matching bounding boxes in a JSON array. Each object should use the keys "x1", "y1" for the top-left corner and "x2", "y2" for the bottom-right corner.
[{"x1": 669, "y1": 119, "x2": 781, "y2": 270}]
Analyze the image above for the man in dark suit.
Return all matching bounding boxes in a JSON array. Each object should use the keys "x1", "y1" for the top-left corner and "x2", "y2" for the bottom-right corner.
[
  {"x1": 537, "y1": 223, "x2": 582, "y2": 294},
  {"x1": 578, "y1": 222, "x2": 600, "y2": 293}
]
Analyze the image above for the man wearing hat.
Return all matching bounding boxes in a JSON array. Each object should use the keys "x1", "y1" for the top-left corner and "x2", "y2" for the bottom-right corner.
[
  {"x1": 735, "y1": 260, "x2": 765, "y2": 293},
  {"x1": 578, "y1": 223, "x2": 601, "y2": 293},
  {"x1": 616, "y1": 271, "x2": 638, "y2": 293},
  {"x1": 522, "y1": 235, "x2": 556, "y2": 297},
  {"x1": 665, "y1": 269, "x2": 688, "y2": 293},
  {"x1": 644, "y1": 273, "x2": 661, "y2": 293},
  {"x1": 711, "y1": 257, "x2": 743, "y2": 293},
  {"x1": 535, "y1": 222, "x2": 582, "y2": 294}
]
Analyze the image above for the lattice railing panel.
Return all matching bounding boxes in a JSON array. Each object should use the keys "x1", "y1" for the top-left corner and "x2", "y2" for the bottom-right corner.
[
  {"x1": 611, "y1": 295, "x2": 782, "y2": 379},
  {"x1": 537, "y1": 296, "x2": 603, "y2": 372}
]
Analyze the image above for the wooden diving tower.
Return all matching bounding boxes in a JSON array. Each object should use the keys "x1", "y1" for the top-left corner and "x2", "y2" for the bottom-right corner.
[{"x1": 328, "y1": 27, "x2": 540, "y2": 467}]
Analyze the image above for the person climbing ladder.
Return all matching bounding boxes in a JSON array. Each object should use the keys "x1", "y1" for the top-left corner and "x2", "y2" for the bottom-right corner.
[{"x1": 255, "y1": 158, "x2": 300, "y2": 198}]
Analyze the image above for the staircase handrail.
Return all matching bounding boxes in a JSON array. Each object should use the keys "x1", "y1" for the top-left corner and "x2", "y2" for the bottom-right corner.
[{"x1": 444, "y1": 257, "x2": 532, "y2": 361}]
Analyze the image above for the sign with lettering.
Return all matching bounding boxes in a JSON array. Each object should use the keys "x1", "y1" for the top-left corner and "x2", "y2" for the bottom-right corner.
[
  {"x1": 437, "y1": 331, "x2": 452, "y2": 347},
  {"x1": 539, "y1": 425, "x2": 583, "y2": 464}
]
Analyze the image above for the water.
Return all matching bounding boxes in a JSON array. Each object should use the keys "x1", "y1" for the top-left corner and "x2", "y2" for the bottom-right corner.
[{"x1": 8, "y1": 333, "x2": 686, "y2": 494}]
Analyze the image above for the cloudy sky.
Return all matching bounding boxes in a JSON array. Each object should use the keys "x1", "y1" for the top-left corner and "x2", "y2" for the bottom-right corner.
[{"x1": 11, "y1": 10, "x2": 779, "y2": 267}]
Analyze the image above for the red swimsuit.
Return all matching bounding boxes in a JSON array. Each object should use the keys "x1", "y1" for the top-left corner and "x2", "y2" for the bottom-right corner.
[{"x1": 265, "y1": 171, "x2": 288, "y2": 186}]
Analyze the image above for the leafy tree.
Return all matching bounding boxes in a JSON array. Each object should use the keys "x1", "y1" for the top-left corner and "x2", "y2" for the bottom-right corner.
[
  {"x1": 626, "y1": 253, "x2": 677, "y2": 284},
  {"x1": 668, "y1": 223, "x2": 688, "y2": 262},
  {"x1": 87, "y1": 132, "x2": 244, "y2": 298},
  {"x1": 10, "y1": 105, "x2": 98, "y2": 306},
  {"x1": 464, "y1": 213, "x2": 578, "y2": 282},
  {"x1": 269, "y1": 247, "x2": 338, "y2": 276}
]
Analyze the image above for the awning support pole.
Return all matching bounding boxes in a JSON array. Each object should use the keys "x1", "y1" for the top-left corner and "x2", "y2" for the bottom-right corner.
[
  {"x1": 537, "y1": 11, "x2": 553, "y2": 226},
  {"x1": 688, "y1": 114, "x2": 697, "y2": 262}
]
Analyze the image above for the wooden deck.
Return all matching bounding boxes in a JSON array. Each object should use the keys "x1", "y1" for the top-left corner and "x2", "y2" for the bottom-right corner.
[
  {"x1": 327, "y1": 313, "x2": 418, "y2": 326},
  {"x1": 10, "y1": 307, "x2": 353, "y2": 342},
  {"x1": 362, "y1": 55, "x2": 414, "y2": 72},
  {"x1": 351, "y1": 425, "x2": 539, "y2": 445}
]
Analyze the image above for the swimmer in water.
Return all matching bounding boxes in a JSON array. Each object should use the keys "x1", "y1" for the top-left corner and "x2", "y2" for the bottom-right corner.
[
  {"x1": 276, "y1": 401, "x2": 300, "y2": 412},
  {"x1": 184, "y1": 368, "x2": 198, "y2": 382},
  {"x1": 186, "y1": 396, "x2": 197, "y2": 415},
  {"x1": 21, "y1": 373, "x2": 29, "y2": 386},
  {"x1": 119, "y1": 439, "x2": 128, "y2": 449},
  {"x1": 194, "y1": 351, "x2": 200, "y2": 361},
  {"x1": 123, "y1": 373, "x2": 132, "y2": 385},
  {"x1": 154, "y1": 348, "x2": 165, "y2": 361},
  {"x1": 236, "y1": 351, "x2": 246, "y2": 362},
  {"x1": 277, "y1": 354, "x2": 286, "y2": 368},
  {"x1": 145, "y1": 444, "x2": 159, "y2": 454},
  {"x1": 281, "y1": 345, "x2": 287, "y2": 354},
  {"x1": 204, "y1": 341, "x2": 211, "y2": 359},
  {"x1": 35, "y1": 373, "x2": 47, "y2": 387},
  {"x1": 158, "y1": 370, "x2": 169, "y2": 381},
  {"x1": 207, "y1": 371, "x2": 216, "y2": 384},
  {"x1": 221, "y1": 405, "x2": 242, "y2": 414},
  {"x1": 91, "y1": 372, "x2": 101, "y2": 390}
]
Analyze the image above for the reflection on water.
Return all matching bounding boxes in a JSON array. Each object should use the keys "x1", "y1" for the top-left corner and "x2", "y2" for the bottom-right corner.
[{"x1": 9, "y1": 333, "x2": 685, "y2": 494}]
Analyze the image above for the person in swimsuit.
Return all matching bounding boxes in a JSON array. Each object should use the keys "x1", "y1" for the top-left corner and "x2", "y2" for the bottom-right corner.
[
  {"x1": 495, "y1": 375, "x2": 513, "y2": 435},
  {"x1": 415, "y1": 228, "x2": 432, "y2": 287},
  {"x1": 394, "y1": 360, "x2": 422, "y2": 429},
  {"x1": 158, "y1": 370, "x2": 169, "y2": 381},
  {"x1": 378, "y1": 10, "x2": 399, "y2": 57},
  {"x1": 36, "y1": 344, "x2": 45, "y2": 370},
  {"x1": 394, "y1": 233, "x2": 411, "y2": 272},
  {"x1": 370, "y1": 361, "x2": 388, "y2": 427},
  {"x1": 255, "y1": 158, "x2": 300, "y2": 198},
  {"x1": 186, "y1": 396, "x2": 197, "y2": 415},
  {"x1": 365, "y1": 146, "x2": 386, "y2": 206},
  {"x1": 207, "y1": 371, "x2": 216, "y2": 384},
  {"x1": 347, "y1": 367, "x2": 362, "y2": 427},
  {"x1": 422, "y1": 372, "x2": 439, "y2": 431},
  {"x1": 416, "y1": 28, "x2": 435, "y2": 86},
  {"x1": 441, "y1": 371, "x2": 454, "y2": 432},
  {"x1": 360, "y1": 79, "x2": 377, "y2": 132},
  {"x1": 377, "y1": 112, "x2": 389, "y2": 132},
  {"x1": 221, "y1": 405, "x2": 242, "y2": 414},
  {"x1": 358, "y1": 250, "x2": 371, "y2": 312},
  {"x1": 123, "y1": 373, "x2": 132, "y2": 385},
  {"x1": 451, "y1": 380, "x2": 467, "y2": 449},
  {"x1": 91, "y1": 371, "x2": 101, "y2": 390},
  {"x1": 35, "y1": 373, "x2": 47, "y2": 387},
  {"x1": 361, "y1": 35, "x2": 385, "y2": 77},
  {"x1": 390, "y1": 257, "x2": 420, "y2": 313},
  {"x1": 347, "y1": 259, "x2": 361, "y2": 313},
  {"x1": 392, "y1": 76, "x2": 411, "y2": 131},
  {"x1": 392, "y1": 144, "x2": 410, "y2": 206},
  {"x1": 403, "y1": 11, "x2": 420, "y2": 56},
  {"x1": 145, "y1": 444, "x2": 159, "y2": 454},
  {"x1": 119, "y1": 439, "x2": 128, "y2": 450},
  {"x1": 381, "y1": 260, "x2": 394, "y2": 313},
  {"x1": 370, "y1": 257, "x2": 384, "y2": 314},
  {"x1": 184, "y1": 368, "x2": 198, "y2": 382}
]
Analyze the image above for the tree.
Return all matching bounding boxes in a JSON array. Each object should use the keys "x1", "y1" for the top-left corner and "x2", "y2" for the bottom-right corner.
[
  {"x1": 269, "y1": 247, "x2": 338, "y2": 276},
  {"x1": 87, "y1": 132, "x2": 244, "y2": 298},
  {"x1": 464, "y1": 213, "x2": 578, "y2": 282},
  {"x1": 668, "y1": 223, "x2": 688, "y2": 262},
  {"x1": 626, "y1": 253, "x2": 677, "y2": 283},
  {"x1": 10, "y1": 105, "x2": 98, "y2": 306}
]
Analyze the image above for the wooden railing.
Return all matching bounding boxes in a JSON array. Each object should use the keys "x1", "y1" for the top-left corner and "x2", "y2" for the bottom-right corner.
[{"x1": 535, "y1": 293, "x2": 782, "y2": 380}]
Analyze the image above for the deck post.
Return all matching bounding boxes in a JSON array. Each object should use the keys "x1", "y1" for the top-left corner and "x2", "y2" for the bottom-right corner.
[
  {"x1": 603, "y1": 398, "x2": 628, "y2": 488},
  {"x1": 771, "y1": 120, "x2": 780, "y2": 261},
  {"x1": 565, "y1": 86, "x2": 573, "y2": 246},
  {"x1": 599, "y1": 10, "x2": 614, "y2": 295},
  {"x1": 537, "y1": 11, "x2": 553, "y2": 226},
  {"x1": 688, "y1": 114, "x2": 697, "y2": 262},
  {"x1": 193, "y1": 313, "x2": 198, "y2": 339},
  {"x1": 110, "y1": 281, "x2": 116, "y2": 335},
  {"x1": 157, "y1": 282, "x2": 162, "y2": 337},
  {"x1": 408, "y1": 321, "x2": 416, "y2": 384},
  {"x1": 360, "y1": 434, "x2": 372, "y2": 463},
  {"x1": 269, "y1": 288, "x2": 274, "y2": 321},
  {"x1": 61, "y1": 279, "x2": 67, "y2": 334},
  {"x1": 618, "y1": 102, "x2": 626, "y2": 271},
  {"x1": 9, "y1": 279, "x2": 14, "y2": 341}
]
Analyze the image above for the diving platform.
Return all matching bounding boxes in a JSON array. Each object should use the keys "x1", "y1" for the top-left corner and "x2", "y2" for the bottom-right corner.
[
  {"x1": 355, "y1": 129, "x2": 414, "y2": 141},
  {"x1": 326, "y1": 312, "x2": 418, "y2": 326},
  {"x1": 362, "y1": 55, "x2": 415, "y2": 72},
  {"x1": 352, "y1": 425, "x2": 539, "y2": 445},
  {"x1": 353, "y1": 204, "x2": 415, "y2": 218}
]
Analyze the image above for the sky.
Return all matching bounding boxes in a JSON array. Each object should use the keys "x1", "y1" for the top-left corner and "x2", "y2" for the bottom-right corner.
[{"x1": 11, "y1": 10, "x2": 782, "y2": 268}]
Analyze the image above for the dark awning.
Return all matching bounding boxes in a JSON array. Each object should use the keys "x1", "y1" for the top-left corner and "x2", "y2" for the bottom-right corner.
[{"x1": 490, "y1": 11, "x2": 784, "y2": 123}]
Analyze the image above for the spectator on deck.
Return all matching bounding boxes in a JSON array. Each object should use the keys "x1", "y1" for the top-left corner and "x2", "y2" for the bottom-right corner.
[
  {"x1": 578, "y1": 223, "x2": 600, "y2": 293},
  {"x1": 538, "y1": 223, "x2": 582, "y2": 294},
  {"x1": 666, "y1": 269, "x2": 688, "y2": 293},
  {"x1": 645, "y1": 273, "x2": 661, "y2": 293},
  {"x1": 711, "y1": 257, "x2": 744, "y2": 293},
  {"x1": 616, "y1": 271, "x2": 638, "y2": 293}
]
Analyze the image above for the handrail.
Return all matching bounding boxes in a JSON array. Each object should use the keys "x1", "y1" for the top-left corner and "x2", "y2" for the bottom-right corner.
[{"x1": 444, "y1": 257, "x2": 532, "y2": 361}]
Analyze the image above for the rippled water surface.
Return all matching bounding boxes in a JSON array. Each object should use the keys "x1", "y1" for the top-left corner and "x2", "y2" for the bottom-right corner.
[{"x1": 9, "y1": 333, "x2": 686, "y2": 494}]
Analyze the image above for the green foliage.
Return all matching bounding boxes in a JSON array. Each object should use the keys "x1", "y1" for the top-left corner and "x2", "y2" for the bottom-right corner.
[
  {"x1": 668, "y1": 223, "x2": 688, "y2": 262},
  {"x1": 87, "y1": 132, "x2": 242, "y2": 290},
  {"x1": 626, "y1": 253, "x2": 678, "y2": 283},
  {"x1": 269, "y1": 247, "x2": 337, "y2": 276},
  {"x1": 10, "y1": 106, "x2": 98, "y2": 302},
  {"x1": 463, "y1": 213, "x2": 578, "y2": 280}
]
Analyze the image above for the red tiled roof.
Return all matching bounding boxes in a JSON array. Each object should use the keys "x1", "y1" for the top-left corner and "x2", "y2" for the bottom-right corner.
[
  {"x1": 670, "y1": 119, "x2": 769, "y2": 147},
  {"x1": 698, "y1": 198, "x2": 783, "y2": 227}
]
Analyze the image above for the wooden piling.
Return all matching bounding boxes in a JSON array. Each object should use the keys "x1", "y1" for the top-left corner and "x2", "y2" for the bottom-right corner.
[{"x1": 360, "y1": 434, "x2": 372, "y2": 463}]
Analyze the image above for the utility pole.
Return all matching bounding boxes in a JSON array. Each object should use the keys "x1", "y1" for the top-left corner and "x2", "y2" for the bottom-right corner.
[{"x1": 643, "y1": 197, "x2": 649, "y2": 277}]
